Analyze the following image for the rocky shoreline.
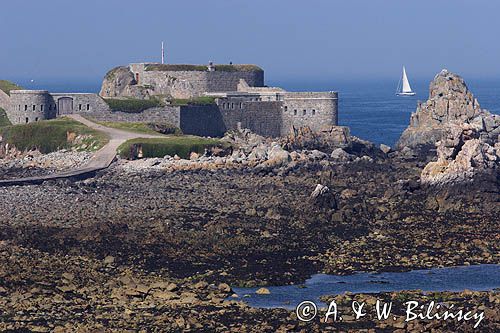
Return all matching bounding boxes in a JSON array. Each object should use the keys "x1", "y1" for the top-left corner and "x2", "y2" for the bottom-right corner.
[{"x1": 0, "y1": 70, "x2": 498, "y2": 331}]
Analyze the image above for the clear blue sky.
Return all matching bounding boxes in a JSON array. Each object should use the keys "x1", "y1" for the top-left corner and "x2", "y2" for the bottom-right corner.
[{"x1": 1, "y1": 0, "x2": 499, "y2": 83}]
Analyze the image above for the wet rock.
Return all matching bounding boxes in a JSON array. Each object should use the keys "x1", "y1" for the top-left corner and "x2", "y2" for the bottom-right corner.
[{"x1": 255, "y1": 287, "x2": 270, "y2": 295}]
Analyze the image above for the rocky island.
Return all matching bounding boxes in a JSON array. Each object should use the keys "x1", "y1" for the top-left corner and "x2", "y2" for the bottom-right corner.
[{"x1": 0, "y1": 69, "x2": 498, "y2": 331}]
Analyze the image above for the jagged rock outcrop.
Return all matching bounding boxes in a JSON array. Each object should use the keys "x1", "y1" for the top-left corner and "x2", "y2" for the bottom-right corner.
[
  {"x1": 420, "y1": 122, "x2": 499, "y2": 185},
  {"x1": 397, "y1": 69, "x2": 488, "y2": 150},
  {"x1": 99, "y1": 66, "x2": 148, "y2": 99},
  {"x1": 281, "y1": 126, "x2": 352, "y2": 152},
  {"x1": 399, "y1": 70, "x2": 500, "y2": 185}
]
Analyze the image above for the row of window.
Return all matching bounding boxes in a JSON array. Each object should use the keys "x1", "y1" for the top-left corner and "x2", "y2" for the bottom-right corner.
[
  {"x1": 16, "y1": 104, "x2": 91, "y2": 112},
  {"x1": 284, "y1": 106, "x2": 317, "y2": 116},
  {"x1": 221, "y1": 102, "x2": 243, "y2": 110}
]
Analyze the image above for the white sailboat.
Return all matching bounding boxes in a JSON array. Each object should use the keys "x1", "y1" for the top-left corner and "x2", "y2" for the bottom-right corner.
[{"x1": 396, "y1": 66, "x2": 416, "y2": 96}]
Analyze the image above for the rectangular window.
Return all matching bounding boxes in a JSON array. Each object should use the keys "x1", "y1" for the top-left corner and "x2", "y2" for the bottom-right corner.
[
  {"x1": 25, "y1": 117, "x2": 29, "y2": 123},
  {"x1": 303, "y1": 110, "x2": 306, "y2": 115},
  {"x1": 35, "y1": 117, "x2": 38, "y2": 122},
  {"x1": 25, "y1": 105, "x2": 28, "y2": 111},
  {"x1": 33, "y1": 105, "x2": 36, "y2": 111},
  {"x1": 284, "y1": 106, "x2": 288, "y2": 112},
  {"x1": 41, "y1": 105, "x2": 44, "y2": 111},
  {"x1": 239, "y1": 102, "x2": 242, "y2": 109},
  {"x1": 312, "y1": 109, "x2": 316, "y2": 115},
  {"x1": 87, "y1": 104, "x2": 90, "y2": 110},
  {"x1": 231, "y1": 103, "x2": 234, "y2": 109},
  {"x1": 294, "y1": 110, "x2": 297, "y2": 115},
  {"x1": 79, "y1": 104, "x2": 82, "y2": 111}
]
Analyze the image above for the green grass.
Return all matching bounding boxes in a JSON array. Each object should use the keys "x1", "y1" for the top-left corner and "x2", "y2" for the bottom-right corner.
[
  {"x1": 104, "y1": 97, "x2": 163, "y2": 113},
  {"x1": 118, "y1": 136, "x2": 222, "y2": 159},
  {"x1": 145, "y1": 64, "x2": 263, "y2": 72},
  {"x1": 0, "y1": 108, "x2": 12, "y2": 127},
  {"x1": 96, "y1": 121, "x2": 181, "y2": 135},
  {"x1": 0, "y1": 118, "x2": 109, "y2": 153},
  {"x1": 171, "y1": 96, "x2": 217, "y2": 106},
  {"x1": 0, "y1": 80, "x2": 23, "y2": 95}
]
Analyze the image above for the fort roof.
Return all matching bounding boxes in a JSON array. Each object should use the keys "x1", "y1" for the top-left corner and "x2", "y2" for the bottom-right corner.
[{"x1": 139, "y1": 63, "x2": 263, "y2": 72}]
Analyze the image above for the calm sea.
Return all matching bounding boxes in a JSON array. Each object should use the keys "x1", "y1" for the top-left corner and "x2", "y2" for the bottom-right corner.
[{"x1": 21, "y1": 78, "x2": 500, "y2": 147}]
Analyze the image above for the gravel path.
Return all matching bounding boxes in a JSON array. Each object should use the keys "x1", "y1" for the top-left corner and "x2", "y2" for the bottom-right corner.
[{"x1": 0, "y1": 115, "x2": 163, "y2": 186}]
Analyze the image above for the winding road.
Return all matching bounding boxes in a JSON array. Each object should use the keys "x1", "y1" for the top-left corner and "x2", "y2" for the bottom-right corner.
[{"x1": 0, "y1": 115, "x2": 164, "y2": 186}]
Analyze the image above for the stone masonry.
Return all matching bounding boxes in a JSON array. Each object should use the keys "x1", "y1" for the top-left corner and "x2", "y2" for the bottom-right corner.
[{"x1": 3, "y1": 62, "x2": 339, "y2": 138}]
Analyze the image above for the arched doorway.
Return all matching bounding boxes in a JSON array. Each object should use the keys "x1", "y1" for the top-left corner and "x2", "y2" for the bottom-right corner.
[{"x1": 57, "y1": 97, "x2": 74, "y2": 115}]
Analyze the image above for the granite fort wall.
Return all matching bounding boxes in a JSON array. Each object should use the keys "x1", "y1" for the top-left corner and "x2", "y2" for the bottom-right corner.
[
  {"x1": 6, "y1": 91, "x2": 112, "y2": 124},
  {"x1": 220, "y1": 101, "x2": 283, "y2": 137},
  {"x1": 129, "y1": 64, "x2": 264, "y2": 99},
  {"x1": 50, "y1": 93, "x2": 110, "y2": 115},
  {"x1": 84, "y1": 106, "x2": 181, "y2": 127},
  {"x1": 282, "y1": 92, "x2": 338, "y2": 134},
  {"x1": 179, "y1": 105, "x2": 226, "y2": 137},
  {"x1": 8, "y1": 90, "x2": 51, "y2": 124}
]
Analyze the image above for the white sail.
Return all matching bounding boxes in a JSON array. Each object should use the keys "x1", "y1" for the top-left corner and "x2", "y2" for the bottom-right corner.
[{"x1": 401, "y1": 66, "x2": 413, "y2": 93}]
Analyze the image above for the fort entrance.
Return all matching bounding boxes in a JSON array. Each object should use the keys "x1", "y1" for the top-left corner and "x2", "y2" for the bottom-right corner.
[{"x1": 57, "y1": 97, "x2": 74, "y2": 115}]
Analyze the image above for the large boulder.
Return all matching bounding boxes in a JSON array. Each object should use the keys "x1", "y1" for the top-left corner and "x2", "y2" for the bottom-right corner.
[
  {"x1": 397, "y1": 69, "x2": 488, "y2": 150},
  {"x1": 99, "y1": 66, "x2": 148, "y2": 99},
  {"x1": 421, "y1": 122, "x2": 499, "y2": 185},
  {"x1": 281, "y1": 125, "x2": 351, "y2": 152}
]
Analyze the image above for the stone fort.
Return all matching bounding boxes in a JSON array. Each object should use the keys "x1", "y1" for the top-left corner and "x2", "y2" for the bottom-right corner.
[{"x1": 1, "y1": 62, "x2": 338, "y2": 137}]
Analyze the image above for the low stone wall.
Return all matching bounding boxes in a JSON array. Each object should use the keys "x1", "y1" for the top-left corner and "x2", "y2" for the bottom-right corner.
[
  {"x1": 179, "y1": 105, "x2": 226, "y2": 137},
  {"x1": 84, "y1": 106, "x2": 181, "y2": 127}
]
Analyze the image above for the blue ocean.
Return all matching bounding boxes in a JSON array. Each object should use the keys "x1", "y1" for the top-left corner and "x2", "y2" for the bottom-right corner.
[{"x1": 20, "y1": 78, "x2": 500, "y2": 147}]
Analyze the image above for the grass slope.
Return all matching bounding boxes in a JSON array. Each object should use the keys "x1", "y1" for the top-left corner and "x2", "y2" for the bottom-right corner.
[
  {"x1": 0, "y1": 118, "x2": 109, "y2": 153},
  {"x1": 118, "y1": 136, "x2": 222, "y2": 159},
  {"x1": 96, "y1": 121, "x2": 182, "y2": 135},
  {"x1": 104, "y1": 98, "x2": 163, "y2": 113},
  {"x1": 0, "y1": 80, "x2": 23, "y2": 95}
]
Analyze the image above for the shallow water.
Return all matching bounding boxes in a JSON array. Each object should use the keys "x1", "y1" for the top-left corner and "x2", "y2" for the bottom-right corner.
[{"x1": 230, "y1": 265, "x2": 500, "y2": 309}]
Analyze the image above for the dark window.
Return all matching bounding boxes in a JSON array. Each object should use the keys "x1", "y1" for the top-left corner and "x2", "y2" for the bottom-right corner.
[
  {"x1": 25, "y1": 117, "x2": 29, "y2": 123},
  {"x1": 35, "y1": 117, "x2": 38, "y2": 122},
  {"x1": 303, "y1": 110, "x2": 306, "y2": 115},
  {"x1": 87, "y1": 104, "x2": 90, "y2": 110},
  {"x1": 41, "y1": 105, "x2": 44, "y2": 111},
  {"x1": 294, "y1": 110, "x2": 297, "y2": 116},
  {"x1": 239, "y1": 102, "x2": 242, "y2": 109},
  {"x1": 25, "y1": 105, "x2": 28, "y2": 111},
  {"x1": 312, "y1": 109, "x2": 316, "y2": 115},
  {"x1": 231, "y1": 103, "x2": 234, "y2": 109},
  {"x1": 284, "y1": 106, "x2": 288, "y2": 112},
  {"x1": 33, "y1": 105, "x2": 36, "y2": 111},
  {"x1": 79, "y1": 104, "x2": 82, "y2": 110}
]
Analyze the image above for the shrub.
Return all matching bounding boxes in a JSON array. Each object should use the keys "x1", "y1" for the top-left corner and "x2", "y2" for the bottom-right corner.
[
  {"x1": 118, "y1": 137, "x2": 221, "y2": 159},
  {"x1": 104, "y1": 98, "x2": 163, "y2": 113},
  {"x1": 171, "y1": 96, "x2": 216, "y2": 106},
  {"x1": 0, "y1": 118, "x2": 108, "y2": 153}
]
